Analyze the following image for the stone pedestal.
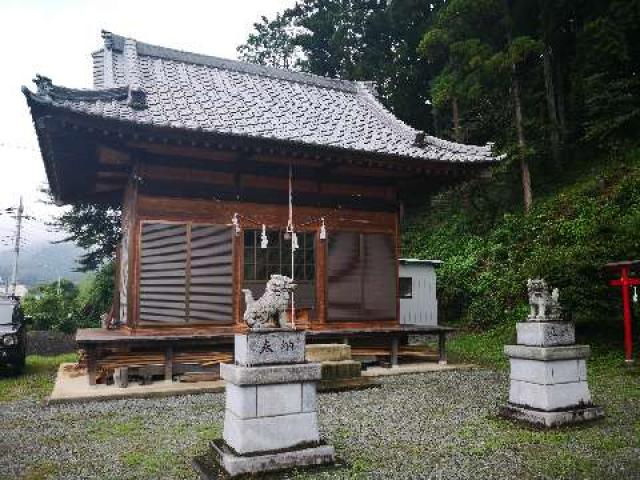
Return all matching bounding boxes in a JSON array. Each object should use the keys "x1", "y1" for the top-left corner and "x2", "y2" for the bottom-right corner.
[
  {"x1": 194, "y1": 329, "x2": 335, "y2": 477},
  {"x1": 501, "y1": 321, "x2": 604, "y2": 427}
]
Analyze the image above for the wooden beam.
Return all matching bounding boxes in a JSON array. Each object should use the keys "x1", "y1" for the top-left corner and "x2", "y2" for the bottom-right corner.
[
  {"x1": 138, "y1": 180, "x2": 399, "y2": 212},
  {"x1": 98, "y1": 145, "x2": 131, "y2": 165}
]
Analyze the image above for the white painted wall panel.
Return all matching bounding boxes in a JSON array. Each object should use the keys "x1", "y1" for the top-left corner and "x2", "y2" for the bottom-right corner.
[{"x1": 399, "y1": 263, "x2": 438, "y2": 326}]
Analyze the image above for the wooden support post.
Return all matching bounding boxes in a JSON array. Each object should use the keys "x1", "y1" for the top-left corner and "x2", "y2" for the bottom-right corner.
[
  {"x1": 164, "y1": 347, "x2": 173, "y2": 381},
  {"x1": 342, "y1": 337, "x2": 349, "y2": 345},
  {"x1": 438, "y1": 332, "x2": 447, "y2": 365},
  {"x1": 315, "y1": 230, "x2": 327, "y2": 325},
  {"x1": 87, "y1": 346, "x2": 98, "y2": 386},
  {"x1": 391, "y1": 336, "x2": 399, "y2": 367}
]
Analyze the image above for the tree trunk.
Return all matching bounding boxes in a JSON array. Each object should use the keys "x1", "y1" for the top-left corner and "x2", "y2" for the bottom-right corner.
[
  {"x1": 512, "y1": 67, "x2": 532, "y2": 213},
  {"x1": 452, "y1": 96, "x2": 461, "y2": 142},
  {"x1": 432, "y1": 105, "x2": 440, "y2": 137},
  {"x1": 543, "y1": 46, "x2": 561, "y2": 164},
  {"x1": 504, "y1": 0, "x2": 532, "y2": 213},
  {"x1": 555, "y1": 64, "x2": 567, "y2": 140}
]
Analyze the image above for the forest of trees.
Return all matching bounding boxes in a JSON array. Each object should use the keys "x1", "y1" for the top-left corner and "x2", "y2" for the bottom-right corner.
[
  {"x1": 52, "y1": 0, "x2": 639, "y2": 334},
  {"x1": 237, "y1": 0, "x2": 640, "y2": 333},
  {"x1": 238, "y1": 0, "x2": 640, "y2": 213}
]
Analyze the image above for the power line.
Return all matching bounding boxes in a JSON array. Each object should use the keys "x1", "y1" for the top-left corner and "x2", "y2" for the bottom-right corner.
[{"x1": 0, "y1": 141, "x2": 39, "y2": 152}]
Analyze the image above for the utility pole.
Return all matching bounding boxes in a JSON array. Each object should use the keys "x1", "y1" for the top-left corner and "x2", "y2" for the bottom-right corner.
[{"x1": 9, "y1": 197, "x2": 24, "y2": 296}]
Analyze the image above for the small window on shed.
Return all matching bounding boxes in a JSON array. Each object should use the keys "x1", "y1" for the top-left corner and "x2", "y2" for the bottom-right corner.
[{"x1": 399, "y1": 277, "x2": 412, "y2": 299}]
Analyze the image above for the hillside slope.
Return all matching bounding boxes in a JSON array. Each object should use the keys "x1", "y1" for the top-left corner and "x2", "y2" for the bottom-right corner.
[
  {"x1": 0, "y1": 242, "x2": 85, "y2": 287},
  {"x1": 403, "y1": 148, "x2": 640, "y2": 341}
]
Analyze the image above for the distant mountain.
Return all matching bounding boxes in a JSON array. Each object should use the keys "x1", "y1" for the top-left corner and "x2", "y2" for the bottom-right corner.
[{"x1": 0, "y1": 241, "x2": 87, "y2": 287}]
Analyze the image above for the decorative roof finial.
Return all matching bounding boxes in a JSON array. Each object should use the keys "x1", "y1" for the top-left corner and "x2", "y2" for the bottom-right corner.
[
  {"x1": 101, "y1": 30, "x2": 114, "y2": 49},
  {"x1": 33, "y1": 75, "x2": 53, "y2": 97}
]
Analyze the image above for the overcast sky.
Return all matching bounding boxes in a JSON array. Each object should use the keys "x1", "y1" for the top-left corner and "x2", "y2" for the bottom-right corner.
[{"x1": 0, "y1": 0, "x2": 296, "y2": 249}]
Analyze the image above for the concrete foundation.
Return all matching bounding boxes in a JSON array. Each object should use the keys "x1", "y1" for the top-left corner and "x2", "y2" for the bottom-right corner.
[
  {"x1": 500, "y1": 404, "x2": 605, "y2": 428},
  {"x1": 194, "y1": 439, "x2": 335, "y2": 478}
]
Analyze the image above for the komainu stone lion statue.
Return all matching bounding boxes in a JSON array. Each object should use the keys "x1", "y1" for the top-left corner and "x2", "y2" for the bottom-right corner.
[
  {"x1": 527, "y1": 279, "x2": 561, "y2": 321},
  {"x1": 242, "y1": 274, "x2": 297, "y2": 329}
]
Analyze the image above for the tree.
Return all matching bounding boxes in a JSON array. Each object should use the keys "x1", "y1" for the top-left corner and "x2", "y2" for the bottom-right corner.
[
  {"x1": 22, "y1": 279, "x2": 79, "y2": 332},
  {"x1": 76, "y1": 261, "x2": 115, "y2": 326},
  {"x1": 51, "y1": 202, "x2": 121, "y2": 271},
  {"x1": 237, "y1": 13, "x2": 302, "y2": 69},
  {"x1": 575, "y1": 0, "x2": 640, "y2": 145},
  {"x1": 417, "y1": 0, "x2": 542, "y2": 212}
]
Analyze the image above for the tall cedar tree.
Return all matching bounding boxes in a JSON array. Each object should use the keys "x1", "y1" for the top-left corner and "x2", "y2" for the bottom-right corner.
[{"x1": 51, "y1": 0, "x2": 640, "y2": 269}]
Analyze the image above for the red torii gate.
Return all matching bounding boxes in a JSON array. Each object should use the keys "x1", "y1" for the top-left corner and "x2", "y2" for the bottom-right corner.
[{"x1": 606, "y1": 260, "x2": 640, "y2": 364}]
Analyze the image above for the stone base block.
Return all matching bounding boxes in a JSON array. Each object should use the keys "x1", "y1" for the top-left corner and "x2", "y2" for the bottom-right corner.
[
  {"x1": 509, "y1": 379, "x2": 592, "y2": 411},
  {"x1": 306, "y1": 344, "x2": 352, "y2": 362},
  {"x1": 500, "y1": 403, "x2": 604, "y2": 428},
  {"x1": 221, "y1": 362, "x2": 321, "y2": 386},
  {"x1": 225, "y1": 381, "x2": 316, "y2": 419},
  {"x1": 194, "y1": 439, "x2": 335, "y2": 478},
  {"x1": 321, "y1": 360, "x2": 362, "y2": 380},
  {"x1": 224, "y1": 410, "x2": 320, "y2": 454},
  {"x1": 234, "y1": 329, "x2": 306, "y2": 366},
  {"x1": 505, "y1": 344, "x2": 590, "y2": 361},
  {"x1": 516, "y1": 322, "x2": 575, "y2": 346},
  {"x1": 318, "y1": 376, "x2": 378, "y2": 393},
  {"x1": 509, "y1": 358, "x2": 586, "y2": 385}
]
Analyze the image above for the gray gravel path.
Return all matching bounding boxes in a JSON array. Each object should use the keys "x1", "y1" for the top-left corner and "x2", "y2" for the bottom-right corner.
[{"x1": 0, "y1": 369, "x2": 638, "y2": 479}]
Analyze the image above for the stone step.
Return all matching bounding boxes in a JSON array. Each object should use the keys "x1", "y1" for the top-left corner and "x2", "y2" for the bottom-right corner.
[
  {"x1": 306, "y1": 343, "x2": 351, "y2": 362},
  {"x1": 321, "y1": 360, "x2": 361, "y2": 380}
]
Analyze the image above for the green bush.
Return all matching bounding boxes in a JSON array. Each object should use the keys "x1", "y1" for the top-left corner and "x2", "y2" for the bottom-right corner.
[
  {"x1": 403, "y1": 148, "x2": 640, "y2": 339},
  {"x1": 22, "y1": 279, "x2": 79, "y2": 333},
  {"x1": 22, "y1": 261, "x2": 114, "y2": 333}
]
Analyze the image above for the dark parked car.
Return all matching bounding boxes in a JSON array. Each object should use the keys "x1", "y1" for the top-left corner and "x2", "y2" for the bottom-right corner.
[{"x1": 0, "y1": 297, "x2": 27, "y2": 372}]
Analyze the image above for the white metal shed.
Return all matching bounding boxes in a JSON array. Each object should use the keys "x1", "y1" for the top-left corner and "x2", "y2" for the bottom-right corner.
[{"x1": 398, "y1": 258, "x2": 442, "y2": 326}]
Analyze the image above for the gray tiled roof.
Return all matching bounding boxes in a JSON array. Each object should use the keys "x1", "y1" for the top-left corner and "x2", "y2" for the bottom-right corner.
[{"x1": 25, "y1": 31, "x2": 496, "y2": 164}]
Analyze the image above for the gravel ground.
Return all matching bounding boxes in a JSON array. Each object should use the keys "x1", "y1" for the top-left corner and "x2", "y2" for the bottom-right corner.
[{"x1": 1, "y1": 368, "x2": 638, "y2": 479}]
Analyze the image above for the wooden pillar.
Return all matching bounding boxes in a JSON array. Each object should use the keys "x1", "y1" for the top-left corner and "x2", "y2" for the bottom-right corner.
[
  {"x1": 438, "y1": 332, "x2": 448, "y2": 365},
  {"x1": 391, "y1": 336, "x2": 399, "y2": 367},
  {"x1": 164, "y1": 346, "x2": 173, "y2": 381},
  {"x1": 232, "y1": 228, "x2": 244, "y2": 325},
  {"x1": 87, "y1": 345, "x2": 98, "y2": 386},
  {"x1": 315, "y1": 230, "x2": 327, "y2": 325}
]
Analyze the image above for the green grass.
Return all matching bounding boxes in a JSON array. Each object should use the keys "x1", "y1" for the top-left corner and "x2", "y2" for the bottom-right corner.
[
  {"x1": 448, "y1": 323, "x2": 514, "y2": 369},
  {"x1": 0, "y1": 353, "x2": 77, "y2": 403},
  {"x1": 448, "y1": 327, "x2": 640, "y2": 479}
]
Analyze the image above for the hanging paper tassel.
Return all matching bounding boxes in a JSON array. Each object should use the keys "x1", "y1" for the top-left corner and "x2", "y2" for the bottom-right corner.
[
  {"x1": 320, "y1": 217, "x2": 327, "y2": 240},
  {"x1": 232, "y1": 213, "x2": 240, "y2": 236},
  {"x1": 260, "y1": 224, "x2": 268, "y2": 249},
  {"x1": 291, "y1": 231, "x2": 299, "y2": 250},
  {"x1": 634, "y1": 286, "x2": 638, "y2": 304}
]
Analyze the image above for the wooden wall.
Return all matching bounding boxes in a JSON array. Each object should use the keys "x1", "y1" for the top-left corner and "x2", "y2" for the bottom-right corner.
[{"x1": 120, "y1": 193, "x2": 399, "y2": 328}]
